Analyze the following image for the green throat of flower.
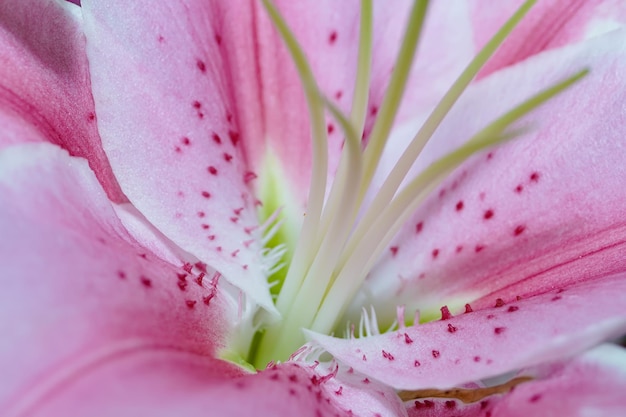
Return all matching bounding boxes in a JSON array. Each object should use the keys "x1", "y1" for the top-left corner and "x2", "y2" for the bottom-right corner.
[{"x1": 244, "y1": 0, "x2": 587, "y2": 369}]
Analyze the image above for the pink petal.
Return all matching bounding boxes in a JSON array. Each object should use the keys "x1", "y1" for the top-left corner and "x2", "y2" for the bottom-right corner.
[
  {"x1": 470, "y1": 0, "x2": 626, "y2": 78},
  {"x1": 81, "y1": 0, "x2": 279, "y2": 311},
  {"x1": 404, "y1": 344, "x2": 626, "y2": 416},
  {"x1": 0, "y1": 0, "x2": 125, "y2": 202},
  {"x1": 309, "y1": 274, "x2": 626, "y2": 390},
  {"x1": 17, "y1": 353, "x2": 354, "y2": 417},
  {"x1": 0, "y1": 143, "x2": 237, "y2": 415},
  {"x1": 354, "y1": 28, "x2": 626, "y2": 325},
  {"x1": 483, "y1": 344, "x2": 626, "y2": 416}
]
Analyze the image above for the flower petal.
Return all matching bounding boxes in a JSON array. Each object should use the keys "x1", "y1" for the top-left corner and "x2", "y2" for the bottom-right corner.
[
  {"x1": 309, "y1": 274, "x2": 626, "y2": 390},
  {"x1": 0, "y1": 143, "x2": 237, "y2": 415},
  {"x1": 470, "y1": 0, "x2": 626, "y2": 78},
  {"x1": 352, "y1": 28, "x2": 626, "y2": 325},
  {"x1": 482, "y1": 344, "x2": 626, "y2": 416},
  {"x1": 80, "y1": 0, "x2": 278, "y2": 312},
  {"x1": 404, "y1": 344, "x2": 626, "y2": 416},
  {"x1": 0, "y1": 0, "x2": 125, "y2": 202},
  {"x1": 15, "y1": 352, "x2": 353, "y2": 417}
]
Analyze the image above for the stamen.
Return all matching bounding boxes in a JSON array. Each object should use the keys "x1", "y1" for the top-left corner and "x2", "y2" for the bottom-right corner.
[
  {"x1": 261, "y1": 0, "x2": 329, "y2": 315},
  {"x1": 350, "y1": 0, "x2": 374, "y2": 137},
  {"x1": 360, "y1": 0, "x2": 429, "y2": 195}
]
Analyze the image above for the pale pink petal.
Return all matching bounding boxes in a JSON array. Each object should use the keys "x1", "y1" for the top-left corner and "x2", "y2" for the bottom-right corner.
[
  {"x1": 404, "y1": 345, "x2": 626, "y2": 416},
  {"x1": 81, "y1": 0, "x2": 281, "y2": 311},
  {"x1": 353, "y1": 28, "x2": 626, "y2": 325},
  {"x1": 310, "y1": 274, "x2": 626, "y2": 390},
  {"x1": 20, "y1": 353, "x2": 359, "y2": 417},
  {"x1": 0, "y1": 0, "x2": 125, "y2": 202},
  {"x1": 481, "y1": 344, "x2": 626, "y2": 416},
  {"x1": 313, "y1": 361, "x2": 409, "y2": 417},
  {"x1": 0, "y1": 143, "x2": 239, "y2": 415},
  {"x1": 470, "y1": 0, "x2": 626, "y2": 78}
]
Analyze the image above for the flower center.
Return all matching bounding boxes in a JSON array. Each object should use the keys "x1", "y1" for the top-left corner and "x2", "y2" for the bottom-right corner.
[{"x1": 244, "y1": 0, "x2": 587, "y2": 369}]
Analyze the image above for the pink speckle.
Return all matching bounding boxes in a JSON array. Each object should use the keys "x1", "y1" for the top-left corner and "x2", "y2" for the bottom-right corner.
[
  {"x1": 445, "y1": 400, "x2": 457, "y2": 409},
  {"x1": 328, "y1": 31, "x2": 338, "y2": 44},
  {"x1": 207, "y1": 235, "x2": 216, "y2": 241},
  {"x1": 182, "y1": 137, "x2": 191, "y2": 145},
  {"x1": 494, "y1": 327, "x2": 506, "y2": 335},
  {"x1": 464, "y1": 304, "x2": 473, "y2": 313},
  {"x1": 389, "y1": 246, "x2": 399, "y2": 257},
  {"x1": 447, "y1": 323, "x2": 458, "y2": 333},
  {"x1": 514, "y1": 225, "x2": 526, "y2": 236},
  {"x1": 223, "y1": 153, "x2": 233, "y2": 162},
  {"x1": 431, "y1": 248, "x2": 440, "y2": 259},
  {"x1": 334, "y1": 90, "x2": 343, "y2": 100},
  {"x1": 495, "y1": 298, "x2": 506, "y2": 307},
  {"x1": 487, "y1": 314, "x2": 496, "y2": 320},
  {"x1": 415, "y1": 222, "x2": 423, "y2": 233},
  {"x1": 197, "y1": 211, "x2": 206, "y2": 218},
  {"x1": 414, "y1": 360, "x2": 421, "y2": 367},
  {"x1": 515, "y1": 184, "x2": 524, "y2": 193},
  {"x1": 483, "y1": 209, "x2": 494, "y2": 220},
  {"x1": 381, "y1": 350, "x2": 395, "y2": 361},
  {"x1": 530, "y1": 172, "x2": 540, "y2": 182},
  {"x1": 215, "y1": 33, "x2": 222, "y2": 45},
  {"x1": 508, "y1": 306, "x2": 519, "y2": 312},
  {"x1": 474, "y1": 356, "x2": 481, "y2": 362},
  {"x1": 455, "y1": 200, "x2": 464, "y2": 211},
  {"x1": 440, "y1": 306, "x2": 452, "y2": 320},
  {"x1": 404, "y1": 333, "x2": 413, "y2": 344},
  {"x1": 327, "y1": 124, "x2": 335, "y2": 134},
  {"x1": 140, "y1": 276, "x2": 152, "y2": 288},
  {"x1": 529, "y1": 394, "x2": 542, "y2": 403},
  {"x1": 212, "y1": 133, "x2": 222, "y2": 144},
  {"x1": 192, "y1": 100, "x2": 202, "y2": 109},
  {"x1": 551, "y1": 295, "x2": 562, "y2": 301},
  {"x1": 87, "y1": 112, "x2": 96, "y2": 122},
  {"x1": 244, "y1": 171, "x2": 257, "y2": 183},
  {"x1": 203, "y1": 294, "x2": 215, "y2": 305},
  {"x1": 208, "y1": 166, "x2": 218, "y2": 175},
  {"x1": 201, "y1": 191, "x2": 211, "y2": 199},
  {"x1": 432, "y1": 350, "x2": 440, "y2": 358},
  {"x1": 177, "y1": 280, "x2": 187, "y2": 291},
  {"x1": 229, "y1": 130, "x2": 240, "y2": 147},
  {"x1": 185, "y1": 300, "x2": 196, "y2": 308},
  {"x1": 196, "y1": 59, "x2": 206, "y2": 73},
  {"x1": 475, "y1": 244, "x2": 485, "y2": 253},
  {"x1": 455, "y1": 245, "x2": 463, "y2": 253}
]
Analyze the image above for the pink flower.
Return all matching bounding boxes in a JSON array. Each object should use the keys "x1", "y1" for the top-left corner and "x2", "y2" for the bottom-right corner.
[{"x1": 1, "y1": 0, "x2": 626, "y2": 416}]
